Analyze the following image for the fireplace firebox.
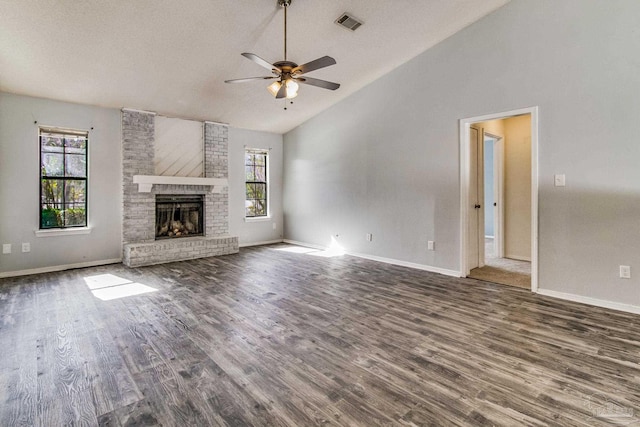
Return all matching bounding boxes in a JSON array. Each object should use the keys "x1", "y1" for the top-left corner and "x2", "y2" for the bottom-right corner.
[{"x1": 156, "y1": 195, "x2": 204, "y2": 239}]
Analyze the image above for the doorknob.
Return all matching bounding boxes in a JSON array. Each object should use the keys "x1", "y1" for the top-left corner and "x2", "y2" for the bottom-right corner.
[{"x1": 474, "y1": 204, "x2": 481, "y2": 209}]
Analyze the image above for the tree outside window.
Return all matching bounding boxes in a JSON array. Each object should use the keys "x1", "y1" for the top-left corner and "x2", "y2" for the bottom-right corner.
[
  {"x1": 40, "y1": 128, "x2": 88, "y2": 228},
  {"x1": 245, "y1": 149, "x2": 268, "y2": 217}
]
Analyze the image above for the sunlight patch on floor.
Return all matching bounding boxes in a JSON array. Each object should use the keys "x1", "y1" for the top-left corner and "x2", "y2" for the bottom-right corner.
[
  {"x1": 84, "y1": 273, "x2": 158, "y2": 301},
  {"x1": 307, "y1": 247, "x2": 344, "y2": 258},
  {"x1": 274, "y1": 246, "x2": 317, "y2": 254},
  {"x1": 274, "y1": 236, "x2": 345, "y2": 258}
]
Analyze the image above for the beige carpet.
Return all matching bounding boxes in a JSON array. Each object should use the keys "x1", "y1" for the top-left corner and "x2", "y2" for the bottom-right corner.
[{"x1": 468, "y1": 238, "x2": 531, "y2": 289}]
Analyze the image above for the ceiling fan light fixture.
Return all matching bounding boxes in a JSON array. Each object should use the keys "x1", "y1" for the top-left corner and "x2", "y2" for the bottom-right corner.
[
  {"x1": 267, "y1": 79, "x2": 298, "y2": 99},
  {"x1": 267, "y1": 81, "x2": 282, "y2": 97},
  {"x1": 285, "y1": 79, "x2": 299, "y2": 98}
]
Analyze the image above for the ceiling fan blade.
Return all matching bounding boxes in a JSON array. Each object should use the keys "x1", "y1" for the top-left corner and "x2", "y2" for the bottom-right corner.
[
  {"x1": 241, "y1": 52, "x2": 281, "y2": 73},
  {"x1": 224, "y1": 76, "x2": 277, "y2": 84},
  {"x1": 295, "y1": 76, "x2": 340, "y2": 91},
  {"x1": 275, "y1": 82, "x2": 288, "y2": 99},
  {"x1": 292, "y1": 56, "x2": 337, "y2": 75}
]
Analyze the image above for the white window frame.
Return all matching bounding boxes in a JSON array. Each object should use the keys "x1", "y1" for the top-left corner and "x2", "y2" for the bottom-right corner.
[{"x1": 244, "y1": 148, "x2": 270, "y2": 220}]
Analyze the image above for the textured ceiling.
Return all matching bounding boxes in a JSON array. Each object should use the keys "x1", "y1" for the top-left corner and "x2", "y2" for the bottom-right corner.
[{"x1": 0, "y1": 0, "x2": 509, "y2": 134}]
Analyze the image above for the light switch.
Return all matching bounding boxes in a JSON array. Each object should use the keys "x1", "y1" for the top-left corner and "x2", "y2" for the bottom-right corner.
[
  {"x1": 554, "y1": 174, "x2": 566, "y2": 187},
  {"x1": 620, "y1": 265, "x2": 631, "y2": 279}
]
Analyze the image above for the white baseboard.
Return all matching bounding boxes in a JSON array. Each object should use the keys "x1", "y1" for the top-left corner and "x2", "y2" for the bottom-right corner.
[
  {"x1": 239, "y1": 239, "x2": 284, "y2": 248},
  {"x1": 537, "y1": 288, "x2": 640, "y2": 315},
  {"x1": 0, "y1": 258, "x2": 122, "y2": 279},
  {"x1": 348, "y1": 251, "x2": 461, "y2": 277},
  {"x1": 282, "y1": 239, "x2": 461, "y2": 277}
]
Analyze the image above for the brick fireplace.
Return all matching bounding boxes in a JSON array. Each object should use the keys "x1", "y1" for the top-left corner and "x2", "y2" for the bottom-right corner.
[{"x1": 121, "y1": 109, "x2": 238, "y2": 267}]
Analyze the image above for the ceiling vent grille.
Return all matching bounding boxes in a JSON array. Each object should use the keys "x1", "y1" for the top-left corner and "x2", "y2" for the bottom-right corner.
[{"x1": 335, "y1": 13, "x2": 363, "y2": 31}]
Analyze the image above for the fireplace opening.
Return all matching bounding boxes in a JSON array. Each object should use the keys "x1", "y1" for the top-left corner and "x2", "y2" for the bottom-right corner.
[{"x1": 156, "y1": 195, "x2": 204, "y2": 239}]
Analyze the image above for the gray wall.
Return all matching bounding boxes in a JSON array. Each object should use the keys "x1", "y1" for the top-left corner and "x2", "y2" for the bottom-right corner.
[
  {"x1": 283, "y1": 0, "x2": 640, "y2": 307},
  {"x1": 0, "y1": 92, "x2": 122, "y2": 275},
  {"x1": 228, "y1": 127, "x2": 284, "y2": 246}
]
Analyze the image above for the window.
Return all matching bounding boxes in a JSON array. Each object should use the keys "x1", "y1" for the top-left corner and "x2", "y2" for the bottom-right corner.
[
  {"x1": 245, "y1": 149, "x2": 268, "y2": 217},
  {"x1": 40, "y1": 128, "x2": 88, "y2": 229}
]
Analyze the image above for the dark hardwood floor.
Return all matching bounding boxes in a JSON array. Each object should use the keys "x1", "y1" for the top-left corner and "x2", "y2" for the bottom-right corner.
[{"x1": 1, "y1": 244, "x2": 640, "y2": 426}]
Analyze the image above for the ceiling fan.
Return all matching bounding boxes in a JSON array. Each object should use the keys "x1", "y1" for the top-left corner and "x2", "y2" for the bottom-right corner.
[{"x1": 224, "y1": 0, "x2": 340, "y2": 101}]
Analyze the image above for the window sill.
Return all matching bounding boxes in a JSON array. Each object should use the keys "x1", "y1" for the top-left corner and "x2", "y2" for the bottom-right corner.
[
  {"x1": 35, "y1": 227, "x2": 92, "y2": 237},
  {"x1": 244, "y1": 216, "x2": 271, "y2": 223}
]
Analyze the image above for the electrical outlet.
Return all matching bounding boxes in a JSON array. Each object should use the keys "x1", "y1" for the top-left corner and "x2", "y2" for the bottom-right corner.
[
  {"x1": 2, "y1": 243, "x2": 11, "y2": 254},
  {"x1": 619, "y1": 265, "x2": 631, "y2": 279},
  {"x1": 22, "y1": 242, "x2": 30, "y2": 253},
  {"x1": 428, "y1": 241, "x2": 435, "y2": 251},
  {"x1": 366, "y1": 233, "x2": 372, "y2": 242}
]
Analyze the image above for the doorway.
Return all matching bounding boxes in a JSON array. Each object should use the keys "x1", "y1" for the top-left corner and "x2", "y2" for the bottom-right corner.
[{"x1": 459, "y1": 107, "x2": 539, "y2": 292}]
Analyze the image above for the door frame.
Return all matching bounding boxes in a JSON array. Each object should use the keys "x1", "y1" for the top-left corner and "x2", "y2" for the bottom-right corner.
[{"x1": 459, "y1": 106, "x2": 539, "y2": 292}]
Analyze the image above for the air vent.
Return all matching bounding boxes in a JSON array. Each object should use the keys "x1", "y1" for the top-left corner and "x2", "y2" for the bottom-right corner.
[{"x1": 335, "y1": 13, "x2": 363, "y2": 31}]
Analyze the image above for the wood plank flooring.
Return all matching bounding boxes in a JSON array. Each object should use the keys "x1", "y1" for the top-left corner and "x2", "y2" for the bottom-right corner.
[{"x1": 1, "y1": 243, "x2": 640, "y2": 426}]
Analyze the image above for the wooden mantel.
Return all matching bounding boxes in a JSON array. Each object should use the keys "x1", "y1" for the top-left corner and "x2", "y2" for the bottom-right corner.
[{"x1": 132, "y1": 175, "x2": 228, "y2": 193}]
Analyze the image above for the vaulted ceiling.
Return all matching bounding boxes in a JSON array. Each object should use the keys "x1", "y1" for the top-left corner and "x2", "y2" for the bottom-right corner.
[{"x1": 0, "y1": 0, "x2": 509, "y2": 133}]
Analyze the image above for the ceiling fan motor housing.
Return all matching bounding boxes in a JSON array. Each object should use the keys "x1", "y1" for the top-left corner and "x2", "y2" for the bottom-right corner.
[
  {"x1": 273, "y1": 61, "x2": 298, "y2": 78},
  {"x1": 278, "y1": 0, "x2": 291, "y2": 7}
]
